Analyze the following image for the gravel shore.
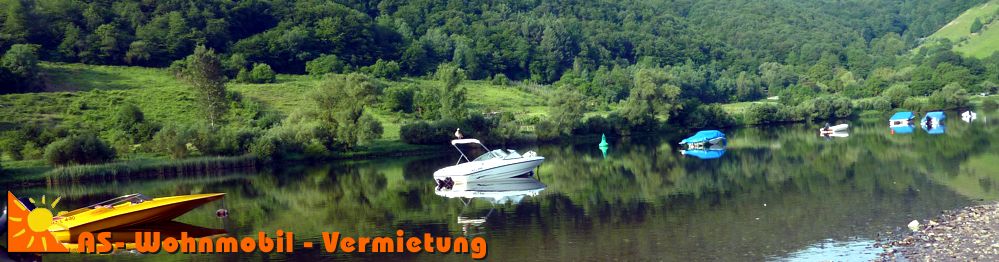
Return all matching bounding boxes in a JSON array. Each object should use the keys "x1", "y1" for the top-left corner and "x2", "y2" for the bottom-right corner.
[{"x1": 877, "y1": 203, "x2": 999, "y2": 261}]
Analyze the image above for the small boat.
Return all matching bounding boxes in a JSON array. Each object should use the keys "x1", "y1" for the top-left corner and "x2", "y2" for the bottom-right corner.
[
  {"x1": 819, "y1": 124, "x2": 849, "y2": 134},
  {"x1": 921, "y1": 111, "x2": 946, "y2": 135},
  {"x1": 961, "y1": 111, "x2": 977, "y2": 123},
  {"x1": 434, "y1": 139, "x2": 544, "y2": 185},
  {"x1": 889, "y1": 111, "x2": 916, "y2": 134},
  {"x1": 889, "y1": 112, "x2": 915, "y2": 127},
  {"x1": 679, "y1": 130, "x2": 726, "y2": 149},
  {"x1": 48, "y1": 193, "x2": 225, "y2": 241}
]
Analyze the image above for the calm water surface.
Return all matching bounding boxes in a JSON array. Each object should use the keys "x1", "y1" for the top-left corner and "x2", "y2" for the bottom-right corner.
[{"x1": 18, "y1": 111, "x2": 999, "y2": 261}]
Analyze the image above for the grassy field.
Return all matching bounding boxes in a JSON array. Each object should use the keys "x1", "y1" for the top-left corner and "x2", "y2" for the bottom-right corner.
[
  {"x1": 0, "y1": 62, "x2": 562, "y2": 173},
  {"x1": 227, "y1": 75, "x2": 552, "y2": 140},
  {"x1": 1, "y1": 62, "x2": 555, "y2": 141},
  {"x1": 920, "y1": 0, "x2": 999, "y2": 58}
]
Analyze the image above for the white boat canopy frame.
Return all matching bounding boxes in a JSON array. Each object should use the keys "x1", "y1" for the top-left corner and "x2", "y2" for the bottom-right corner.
[{"x1": 451, "y1": 139, "x2": 491, "y2": 164}]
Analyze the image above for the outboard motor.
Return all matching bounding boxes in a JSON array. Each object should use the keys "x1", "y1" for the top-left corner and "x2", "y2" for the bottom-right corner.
[{"x1": 435, "y1": 178, "x2": 455, "y2": 190}]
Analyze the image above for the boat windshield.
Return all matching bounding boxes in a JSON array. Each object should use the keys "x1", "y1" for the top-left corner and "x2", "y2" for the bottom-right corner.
[
  {"x1": 58, "y1": 193, "x2": 154, "y2": 217},
  {"x1": 473, "y1": 150, "x2": 509, "y2": 161}
]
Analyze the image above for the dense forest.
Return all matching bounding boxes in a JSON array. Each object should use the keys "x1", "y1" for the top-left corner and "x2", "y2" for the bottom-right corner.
[
  {"x1": 0, "y1": 0, "x2": 991, "y2": 83},
  {"x1": 1, "y1": 0, "x2": 998, "y2": 168}
]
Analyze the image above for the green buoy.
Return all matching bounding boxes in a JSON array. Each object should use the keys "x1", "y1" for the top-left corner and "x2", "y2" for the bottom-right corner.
[{"x1": 599, "y1": 134, "x2": 609, "y2": 158}]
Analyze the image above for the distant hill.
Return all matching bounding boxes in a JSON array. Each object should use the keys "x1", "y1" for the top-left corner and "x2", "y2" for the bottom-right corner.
[{"x1": 920, "y1": 0, "x2": 999, "y2": 58}]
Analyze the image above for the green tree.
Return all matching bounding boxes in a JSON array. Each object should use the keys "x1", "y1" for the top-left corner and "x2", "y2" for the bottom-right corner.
[
  {"x1": 620, "y1": 68, "x2": 682, "y2": 128},
  {"x1": 125, "y1": 41, "x2": 153, "y2": 65},
  {"x1": 548, "y1": 90, "x2": 587, "y2": 136},
  {"x1": 361, "y1": 59, "x2": 401, "y2": 80},
  {"x1": 759, "y1": 62, "x2": 795, "y2": 96},
  {"x1": 94, "y1": 23, "x2": 125, "y2": 63},
  {"x1": 744, "y1": 103, "x2": 783, "y2": 125},
  {"x1": 1, "y1": 0, "x2": 34, "y2": 44},
  {"x1": 929, "y1": 83, "x2": 969, "y2": 109},
  {"x1": 174, "y1": 45, "x2": 229, "y2": 127},
  {"x1": 1, "y1": 44, "x2": 40, "y2": 93},
  {"x1": 306, "y1": 54, "x2": 349, "y2": 75},
  {"x1": 44, "y1": 133, "x2": 116, "y2": 166},
  {"x1": 58, "y1": 24, "x2": 82, "y2": 61},
  {"x1": 114, "y1": 104, "x2": 159, "y2": 143},
  {"x1": 382, "y1": 84, "x2": 416, "y2": 113},
  {"x1": 435, "y1": 63, "x2": 468, "y2": 120},
  {"x1": 494, "y1": 112, "x2": 519, "y2": 145},
  {"x1": 253, "y1": 63, "x2": 276, "y2": 83},
  {"x1": 970, "y1": 18, "x2": 983, "y2": 33},
  {"x1": 312, "y1": 73, "x2": 384, "y2": 150},
  {"x1": 881, "y1": 84, "x2": 912, "y2": 108},
  {"x1": 2, "y1": 44, "x2": 39, "y2": 78}
]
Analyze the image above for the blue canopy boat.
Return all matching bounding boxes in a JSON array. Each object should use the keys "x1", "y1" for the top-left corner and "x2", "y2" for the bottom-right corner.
[
  {"x1": 681, "y1": 149, "x2": 726, "y2": 160},
  {"x1": 679, "y1": 130, "x2": 727, "y2": 147},
  {"x1": 889, "y1": 111, "x2": 915, "y2": 134},
  {"x1": 889, "y1": 112, "x2": 914, "y2": 126},
  {"x1": 921, "y1": 111, "x2": 946, "y2": 135}
]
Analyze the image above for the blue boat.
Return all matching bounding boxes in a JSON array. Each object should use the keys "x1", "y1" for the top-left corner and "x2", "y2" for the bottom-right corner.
[
  {"x1": 889, "y1": 112, "x2": 915, "y2": 134},
  {"x1": 889, "y1": 112, "x2": 914, "y2": 125},
  {"x1": 679, "y1": 130, "x2": 727, "y2": 147},
  {"x1": 681, "y1": 149, "x2": 726, "y2": 160},
  {"x1": 921, "y1": 111, "x2": 946, "y2": 135}
]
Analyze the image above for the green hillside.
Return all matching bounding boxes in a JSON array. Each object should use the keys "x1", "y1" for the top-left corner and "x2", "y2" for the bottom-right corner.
[
  {"x1": 921, "y1": 0, "x2": 999, "y2": 58},
  {"x1": 0, "y1": 62, "x2": 550, "y2": 141}
]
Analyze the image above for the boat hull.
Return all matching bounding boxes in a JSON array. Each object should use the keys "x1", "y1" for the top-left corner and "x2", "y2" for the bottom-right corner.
[
  {"x1": 49, "y1": 193, "x2": 224, "y2": 242},
  {"x1": 434, "y1": 157, "x2": 544, "y2": 184}
]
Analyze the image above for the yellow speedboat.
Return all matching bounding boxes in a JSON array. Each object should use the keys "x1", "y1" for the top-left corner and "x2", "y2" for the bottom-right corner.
[{"x1": 48, "y1": 193, "x2": 224, "y2": 242}]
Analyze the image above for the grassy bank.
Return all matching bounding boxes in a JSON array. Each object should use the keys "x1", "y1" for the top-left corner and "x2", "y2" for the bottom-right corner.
[{"x1": 0, "y1": 62, "x2": 551, "y2": 165}]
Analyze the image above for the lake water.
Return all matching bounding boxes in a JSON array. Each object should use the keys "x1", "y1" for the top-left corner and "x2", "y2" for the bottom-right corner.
[{"x1": 14, "y1": 110, "x2": 999, "y2": 261}]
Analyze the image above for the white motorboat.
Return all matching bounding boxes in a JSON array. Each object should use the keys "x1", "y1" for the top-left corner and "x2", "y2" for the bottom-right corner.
[
  {"x1": 434, "y1": 139, "x2": 544, "y2": 185},
  {"x1": 819, "y1": 124, "x2": 849, "y2": 134},
  {"x1": 962, "y1": 111, "x2": 977, "y2": 123}
]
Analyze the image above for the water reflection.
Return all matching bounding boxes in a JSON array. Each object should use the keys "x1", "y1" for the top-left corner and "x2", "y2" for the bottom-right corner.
[
  {"x1": 775, "y1": 239, "x2": 880, "y2": 262},
  {"x1": 921, "y1": 111, "x2": 947, "y2": 135},
  {"x1": 10, "y1": 111, "x2": 999, "y2": 261},
  {"x1": 434, "y1": 178, "x2": 547, "y2": 205},
  {"x1": 680, "y1": 147, "x2": 726, "y2": 159},
  {"x1": 435, "y1": 178, "x2": 546, "y2": 236}
]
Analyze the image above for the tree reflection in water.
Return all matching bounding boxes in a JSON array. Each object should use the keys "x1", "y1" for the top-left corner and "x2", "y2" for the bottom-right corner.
[{"x1": 28, "y1": 112, "x2": 999, "y2": 261}]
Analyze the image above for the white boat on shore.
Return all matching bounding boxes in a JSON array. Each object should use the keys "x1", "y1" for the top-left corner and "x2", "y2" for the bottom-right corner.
[{"x1": 434, "y1": 139, "x2": 545, "y2": 186}]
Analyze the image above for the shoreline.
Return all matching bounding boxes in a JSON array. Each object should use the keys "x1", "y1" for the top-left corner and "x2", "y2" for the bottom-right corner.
[{"x1": 878, "y1": 201, "x2": 999, "y2": 261}]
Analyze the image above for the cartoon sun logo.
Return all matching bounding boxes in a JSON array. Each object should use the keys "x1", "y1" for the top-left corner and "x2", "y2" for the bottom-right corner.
[{"x1": 7, "y1": 192, "x2": 69, "y2": 253}]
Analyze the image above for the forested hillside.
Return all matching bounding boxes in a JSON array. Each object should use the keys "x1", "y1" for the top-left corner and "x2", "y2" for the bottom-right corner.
[
  {"x1": 1, "y1": 0, "x2": 998, "y2": 171},
  {"x1": 0, "y1": 0, "x2": 986, "y2": 82}
]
